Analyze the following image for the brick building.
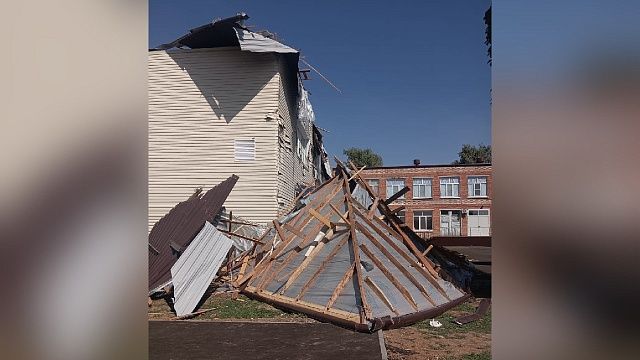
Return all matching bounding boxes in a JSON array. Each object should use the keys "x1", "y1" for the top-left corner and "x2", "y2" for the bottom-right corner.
[{"x1": 361, "y1": 162, "x2": 492, "y2": 238}]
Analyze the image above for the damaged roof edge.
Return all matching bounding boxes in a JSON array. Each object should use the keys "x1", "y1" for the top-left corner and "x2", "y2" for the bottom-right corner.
[{"x1": 152, "y1": 12, "x2": 298, "y2": 54}]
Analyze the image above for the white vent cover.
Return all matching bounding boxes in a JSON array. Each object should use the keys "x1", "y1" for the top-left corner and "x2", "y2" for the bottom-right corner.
[{"x1": 234, "y1": 139, "x2": 255, "y2": 161}]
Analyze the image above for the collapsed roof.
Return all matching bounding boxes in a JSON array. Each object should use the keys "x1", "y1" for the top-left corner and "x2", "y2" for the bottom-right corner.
[
  {"x1": 148, "y1": 175, "x2": 238, "y2": 292},
  {"x1": 235, "y1": 163, "x2": 470, "y2": 332}
]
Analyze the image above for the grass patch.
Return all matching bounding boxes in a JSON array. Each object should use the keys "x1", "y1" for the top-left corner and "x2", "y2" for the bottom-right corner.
[
  {"x1": 412, "y1": 299, "x2": 491, "y2": 336},
  {"x1": 197, "y1": 294, "x2": 304, "y2": 320},
  {"x1": 451, "y1": 351, "x2": 491, "y2": 360}
]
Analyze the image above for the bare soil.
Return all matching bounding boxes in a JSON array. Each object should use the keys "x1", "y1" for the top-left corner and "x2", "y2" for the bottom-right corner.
[{"x1": 384, "y1": 327, "x2": 490, "y2": 360}]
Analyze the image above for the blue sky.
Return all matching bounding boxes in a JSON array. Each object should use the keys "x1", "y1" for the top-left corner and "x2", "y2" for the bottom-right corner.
[{"x1": 150, "y1": 0, "x2": 491, "y2": 166}]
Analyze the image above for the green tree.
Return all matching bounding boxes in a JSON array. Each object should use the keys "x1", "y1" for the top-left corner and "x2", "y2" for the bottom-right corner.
[
  {"x1": 343, "y1": 147, "x2": 383, "y2": 168},
  {"x1": 452, "y1": 144, "x2": 491, "y2": 164}
]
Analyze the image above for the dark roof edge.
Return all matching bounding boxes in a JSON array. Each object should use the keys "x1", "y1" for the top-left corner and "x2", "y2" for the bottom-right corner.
[{"x1": 363, "y1": 163, "x2": 492, "y2": 170}]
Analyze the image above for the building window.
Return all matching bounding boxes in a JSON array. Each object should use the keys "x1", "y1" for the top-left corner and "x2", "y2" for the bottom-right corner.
[
  {"x1": 440, "y1": 210, "x2": 461, "y2": 236},
  {"x1": 395, "y1": 210, "x2": 405, "y2": 224},
  {"x1": 413, "y1": 210, "x2": 433, "y2": 231},
  {"x1": 367, "y1": 179, "x2": 380, "y2": 195},
  {"x1": 386, "y1": 178, "x2": 405, "y2": 199},
  {"x1": 234, "y1": 139, "x2": 255, "y2": 161},
  {"x1": 468, "y1": 176, "x2": 488, "y2": 197},
  {"x1": 413, "y1": 178, "x2": 432, "y2": 198},
  {"x1": 439, "y1": 177, "x2": 460, "y2": 198}
]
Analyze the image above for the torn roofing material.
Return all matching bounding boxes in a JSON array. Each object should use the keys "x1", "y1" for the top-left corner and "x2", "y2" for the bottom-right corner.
[
  {"x1": 236, "y1": 169, "x2": 469, "y2": 332},
  {"x1": 153, "y1": 13, "x2": 298, "y2": 55},
  {"x1": 148, "y1": 175, "x2": 238, "y2": 292},
  {"x1": 171, "y1": 222, "x2": 234, "y2": 316}
]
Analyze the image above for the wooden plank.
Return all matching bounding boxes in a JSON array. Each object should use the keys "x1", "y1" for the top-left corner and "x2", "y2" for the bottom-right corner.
[
  {"x1": 422, "y1": 244, "x2": 434, "y2": 256},
  {"x1": 344, "y1": 179, "x2": 372, "y2": 321},
  {"x1": 385, "y1": 186, "x2": 410, "y2": 204},
  {"x1": 278, "y1": 236, "x2": 330, "y2": 295},
  {"x1": 238, "y1": 256, "x2": 250, "y2": 278},
  {"x1": 217, "y1": 229, "x2": 265, "y2": 245},
  {"x1": 245, "y1": 286, "x2": 360, "y2": 322},
  {"x1": 308, "y1": 207, "x2": 333, "y2": 229},
  {"x1": 356, "y1": 221, "x2": 437, "y2": 306},
  {"x1": 359, "y1": 243, "x2": 418, "y2": 311},
  {"x1": 329, "y1": 203, "x2": 349, "y2": 223},
  {"x1": 367, "y1": 198, "x2": 380, "y2": 219},
  {"x1": 365, "y1": 276, "x2": 399, "y2": 315},
  {"x1": 282, "y1": 223, "x2": 305, "y2": 241},
  {"x1": 325, "y1": 263, "x2": 356, "y2": 309},
  {"x1": 273, "y1": 220, "x2": 290, "y2": 247},
  {"x1": 295, "y1": 234, "x2": 350, "y2": 301},
  {"x1": 348, "y1": 165, "x2": 366, "y2": 181}
]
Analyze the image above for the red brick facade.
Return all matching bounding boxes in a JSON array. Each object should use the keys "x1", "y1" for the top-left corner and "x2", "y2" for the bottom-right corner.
[{"x1": 361, "y1": 163, "x2": 492, "y2": 239}]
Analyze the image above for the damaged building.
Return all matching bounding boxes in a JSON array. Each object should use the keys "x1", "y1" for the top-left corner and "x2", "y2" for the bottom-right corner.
[{"x1": 148, "y1": 13, "x2": 331, "y2": 228}]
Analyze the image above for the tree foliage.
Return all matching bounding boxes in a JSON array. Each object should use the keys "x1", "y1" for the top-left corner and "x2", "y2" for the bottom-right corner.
[
  {"x1": 484, "y1": 6, "x2": 492, "y2": 65},
  {"x1": 343, "y1": 147, "x2": 383, "y2": 168},
  {"x1": 452, "y1": 144, "x2": 492, "y2": 165}
]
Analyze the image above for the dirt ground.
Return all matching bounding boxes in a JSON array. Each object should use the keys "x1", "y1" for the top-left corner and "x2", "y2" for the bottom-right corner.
[{"x1": 384, "y1": 328, "x2": 490, "y2": 360}]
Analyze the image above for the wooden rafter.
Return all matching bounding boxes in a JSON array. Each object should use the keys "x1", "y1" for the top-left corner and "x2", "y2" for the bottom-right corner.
[
  {"x1": 365, "y1": 276, "x2": 399, "y2": 315},
  {"x1": 326, "y1": 263, "x2": 356, "y2": 309},
  {"x1": 295, "y1": 233, "x2": 350, "y2": 301},
  {"x1": 359, "y1": 243, "x2": 418, "y2": 310},
  {"x1": 356, "y1": 222, "x2": 436, "y2": 306}
]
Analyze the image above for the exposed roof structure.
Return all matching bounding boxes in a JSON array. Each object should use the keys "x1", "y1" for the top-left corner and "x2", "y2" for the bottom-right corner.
[
  {"x1": 235, "y1": 163, "x2": 469, "y2": 332},
  {"x1": 148, "y1": 175, "x2": 238, "y2": 292},
  {"x1": 153, "y1": 13, "x2": 298, "y2": 55}
]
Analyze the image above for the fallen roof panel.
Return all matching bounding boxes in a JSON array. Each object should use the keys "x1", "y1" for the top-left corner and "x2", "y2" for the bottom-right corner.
[
  {"x1": 237, "y1": 166, "x2": 468, "y2": 332},
  {"x1": 148, "y1": 175, "x2": 238, "y2": 292},
  {"x1": 171, "y1": 222, "x2": 234, "y2": 316}
]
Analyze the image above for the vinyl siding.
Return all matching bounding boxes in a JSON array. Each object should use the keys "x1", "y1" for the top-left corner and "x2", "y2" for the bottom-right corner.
[
  {"x1": 148, "y1": 47, "x2": 280, "y2": 229},
  {"x1": 275, "y1": 57, "x2": 314, "y2": 215}
]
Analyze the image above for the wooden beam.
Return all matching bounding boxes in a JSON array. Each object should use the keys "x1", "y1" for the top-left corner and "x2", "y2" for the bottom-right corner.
[
  {"x1": 348, "y1": 165, "x2": 366, "y2": 181},
  {"x1": 390, "y1": 206, "x2": 405, "y2": 215},
  {"x1": 218, "y1": 229, "x2": 265, "y2": 245},
  {"x1": 422, "y1": 244, "x2": 434, "y2": 256},
  {"x1": 326, "y1": 263, "x2": 356, "y2": 309},
  {"x1": 308, "y1": 207, "x2": 333, "y2": 229},
  {"x1": 385, "y1": 186, "x2": 410, "y2": 204},
  {"x1": 357, "y1": 224, "x2": 436, "y2": 306},
  {"x1": 365, "y1": 276, "x2": 399, "y2": 315},
  {"x1": 344, "y1": 179, "x2": 372, "y2": 321},
  {"x1": 367, "y1": 198, "x2": 380, "y2": 219},
  {"x1": 359, "y1": 243, "x2": 418, "y2": 310},
  {"x1": 295, "y1": 234, "x2": 350, "y2": 301},
  {"x1": 329, "y1": 203, "x2": 349, "y2": 223}
]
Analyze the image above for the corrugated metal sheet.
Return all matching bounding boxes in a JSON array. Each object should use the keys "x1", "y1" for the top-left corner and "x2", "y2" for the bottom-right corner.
[
  {"x1": 148, "y1": 175, "x2": 237, "y2": 292},
  {"x1": 171, "y1": 222, "x2": 234, "y2": 316},
  {"x1": 234, "y1": 28, "x2": 298, "y2": 54},
  {"x1": 148, "y1": 47, "x2": 281, "y2": 227}
]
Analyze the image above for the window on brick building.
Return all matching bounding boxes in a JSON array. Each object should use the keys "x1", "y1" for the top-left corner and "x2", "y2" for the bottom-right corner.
[
  {"x1": 439, "y1": 177, "x2": 460, "y2": 198},
  {"x1": 468, "y1": 176, "x2": 488, "y2": 197},
  {"x1": 413, "y1": 210, "x2": 433, "y2": 231},
  {"x1": 367, "y1": 179, "x2": 379, "y2": 195},
  {"x1": 413, "y1": 178, "x2": 432, "y2": 198},
  {"x1": 386, "y1": 178, "x2": 405, "y2": 199}
]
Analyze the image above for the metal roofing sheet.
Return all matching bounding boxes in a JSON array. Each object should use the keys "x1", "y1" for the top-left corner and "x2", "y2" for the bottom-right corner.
[
  {"x1": 148, "y1": 175, "x2": 238, "y2": 292},
  {"x1": 171, "y1": 222, "x2": 234, "y2": 316}
]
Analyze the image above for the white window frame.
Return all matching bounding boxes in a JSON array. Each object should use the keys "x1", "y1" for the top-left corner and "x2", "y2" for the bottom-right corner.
[
  {"x1": 467, "y1": 176, "x2": 488, "y2": 198},
  {"x1": 412, "y1": 178, "x2": 432, "y2": 199},
  {"x1": 367, "y1": 179, "x2": 380, "y2": 195},
  {"x1": 386, "y1": 178, "x2": 405, "y2": 199},
  {"x1": 439, "y1": 177, "x2": 460, "y2": 198},
  {"x1": 440, "y1": 209, "x2": 462, "y2": 236},
  {"x1": 413, "y1": 210, "x2": 433, "y2": 231},
  {"x1": 234, "y1": 139, "x2": 255, "y2": 161}
]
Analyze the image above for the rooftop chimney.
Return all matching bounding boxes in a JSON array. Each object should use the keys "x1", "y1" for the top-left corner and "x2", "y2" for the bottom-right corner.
[{"x1": 413, "y1": 159, "x2": 421, "y2": 166}]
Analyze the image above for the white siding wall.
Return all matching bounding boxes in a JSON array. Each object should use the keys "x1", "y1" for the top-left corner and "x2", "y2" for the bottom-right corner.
[
  {"x1": 275, "y1": 57, "x2": 314, "y2": 215},
  {"x1": 148, "y1": 47, "x2": 281, "y2": 228}
]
